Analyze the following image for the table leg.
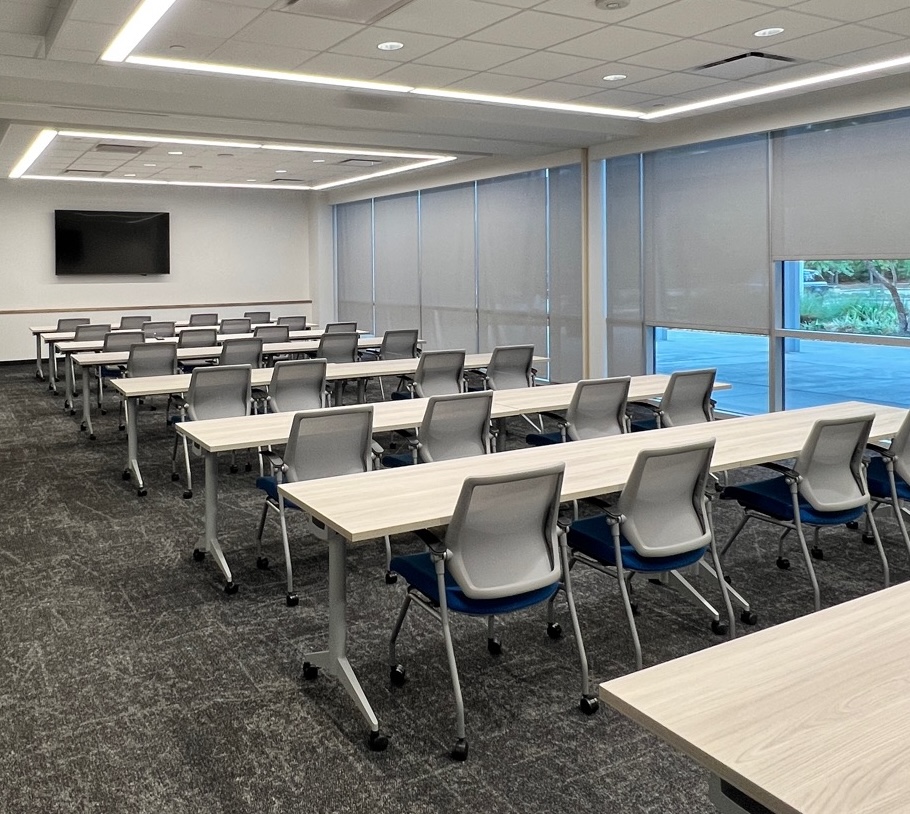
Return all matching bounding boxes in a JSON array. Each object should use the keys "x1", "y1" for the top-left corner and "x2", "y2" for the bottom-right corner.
[
  {"x1": 64, "y1": 353, "x2": 75, "y2": 413},
  {"x1": 302, "y1": 534, "x2": 387, "y2": 748},
  {"x1": 708, "y1": 775, "x2": 773, "y2": 814},
  {"x1": 123, "y1": 396, "x2": 146, "y2": 496},
  {"x1": 48, "y1": 342, "x2": 58, "y2": 393},
  {"x1": 195, "y1": 451, "x2": 235, "y2": 591},
  {"x1": 35, "y1": 334, "x2": 44, "y2": 380},
  {"x1": 80, "y1": 364, "x2": 95, "y2": 439}
]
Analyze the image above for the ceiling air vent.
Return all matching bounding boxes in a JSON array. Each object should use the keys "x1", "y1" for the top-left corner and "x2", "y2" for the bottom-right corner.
[
  {"x1": 92, "y1": 143, "x2": 146, "y2": 155},
  {"x1": 275, "y1": 0, "x2": 415, "y2": 25},
  {"x1": 338, "y1": 158, "x2": 382, "y2": 168},
  {"x1": 694, "y1": 52, "x2": 797, "y2": 81},
  {"x1": 63, "y1": 169, "x2": 109, "y2": 175}
]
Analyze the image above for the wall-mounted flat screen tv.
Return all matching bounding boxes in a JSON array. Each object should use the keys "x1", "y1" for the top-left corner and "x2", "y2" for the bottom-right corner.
[{"x1": 55, "y1": 210, "x2": 170, "y2": 276}]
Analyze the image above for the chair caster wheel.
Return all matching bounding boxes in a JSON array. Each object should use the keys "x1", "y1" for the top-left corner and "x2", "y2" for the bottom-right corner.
[
  {"x1": 579, "y1": 695, "x2": 599, "y2": 715},
  {"x1": 80, "y1": 422, "x2": 86, "y2": 432},
  {"x1": 450, "y1": 738, "x2": 468, "y2": 761},
  {"x1": 776, "y1": 557, "x2": 790, "y2": 570},
  {"x1": 149, "y1": 405, "x2": 157, "y2": 412},
  {"x1": 303, "y1": 662, "x2": 319, "y2": 680},
  {"x1": 546, "y1": 622, "x2": 562, "y2": 640},
  {"x1": 101, "y1": 409, "x2": 107, "y2": 416},
  {"x1": 711, "y1": 619, "x2": 728, "y2": 635},
  {"x1": 861, "y1": 533, "x2": 875, "y2": 545},
  {"x1": 171, "y1": 472, "x2": 180, "y2": 481},
  {"x1": 740, "y1": 610, "x2": 758, "y2": 625},
  {"x1": 724, "y1": 574, "x2": 733, "y2": 584},
  {"x1": 368, "y1": 730, "x2": 389, "y2": 752},
  {"x1": 286, "y1": 593, "x2": 299, "y2": 607},
  {"x1": 811, "y1": 547, "x2": 824, "y2": 560},
  {"x1": 630, "y1": 602, "x2": 640, "y2": 617},
  {"x1": 256, "y1": 556, "x2": 269, "y2": 570},
  {"x1": 845, "y1": 521, "x2": 859, "y2": 530},
  {"x1": 230, "y1": 465, "x2": 238, "y2": 474},
  {"x1": 69, "y1": 409, "x2": 76, "y2": 416},
  {"x1": 89, "y1": 434, "x2": 96, "y2": 441},
  {"x1": 119, "y1": 425, "x2": 125, "y2": 432},
  {"x1": 385, "y1": 571, "x2": 397, "y2": 585},
  {"x1": 390, "y1": 664, "x2": 406, "y2": 687},
  {"x1": 137, "y1": 488, "x2": 147, "y2": 498},
  {"x1": 183, "y1": 490, "x2": 193, "y2": 499},
  {"x1": 224, "y1": 581, "x2": 238, "y2": 595},
  {"x1": 122, "y1": 470, "x2": 131, "y2": 481},
  {"x1": 193, "y1": 548, "x2": 206, "y2": 562},
  {"x1": 487, "y1": 637, "x2": 502, "y2": 656},
  {"x1": 245, "y1": 462, "x2": 252, "y2": 472}
]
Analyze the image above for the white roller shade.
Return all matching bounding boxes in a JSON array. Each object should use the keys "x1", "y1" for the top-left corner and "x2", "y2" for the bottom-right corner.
[
  {"x1": 374, "y1": 193, "x2": 419, "y2": 334},
  {"x1": 548, "y1": 164, "x2": 583, "y2": 382},
  {"x1": 335, "y1": 200, "x2": 373, "y2": 331}
]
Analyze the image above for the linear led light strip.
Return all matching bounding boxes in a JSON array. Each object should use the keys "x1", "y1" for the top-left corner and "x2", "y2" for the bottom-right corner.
[
  {"x1": 102, "y1": 0, "x2": 910, "y2": 122},
  {"x1": 8, "y1": 128, "x2": 456, "y2": 190}
]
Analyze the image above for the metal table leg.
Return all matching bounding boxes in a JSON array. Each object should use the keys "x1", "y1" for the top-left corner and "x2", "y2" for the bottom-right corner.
[
  {"x1": 123, "y1": 396, "x2": 146, "y2": 496},
  {"x1": 64, "y1": 353, "x2": 75, "y2": 413},
  {"x1": 80, "y1": 363, "x2": 95, "y2": 439},
  {"x1": 48, "y1": 341, "x2": 58, "y2": 393},
  {"x1": 194, "y1": 451, "x2": 235, "y2": 591},
  {"x1": 35, "y1": 334, "x2": 44, "y2": 380}
]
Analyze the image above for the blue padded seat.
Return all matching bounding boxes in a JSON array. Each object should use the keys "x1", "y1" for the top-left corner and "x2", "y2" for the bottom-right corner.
[
  {"x1": 381, "y1": 452, "x2": 413, "y2": 468},
  {"x1": 389, "y1": 552, "x2": 559, "y2": 616},
  {"x1": 630, "y1": 418, "x2": 658, "y2": 432},
  {"x1": 255, "y1": 475, "x2": 301, "y2": 510},
  {"x1": 722, "y1": 477, "x2": 866, "y2": 526},
  {"x1": 525, "y1": 431, "x2": 562, "y2": 446},
  {"x1": 568, "y1": 515, "x2": 706, "y2": 572},
  {"x1": 865, "y1": 457, "x2": 910, "y2": 501},
  {"x1": 390, "y1": 390, "x2": 413, "y2": 401}
]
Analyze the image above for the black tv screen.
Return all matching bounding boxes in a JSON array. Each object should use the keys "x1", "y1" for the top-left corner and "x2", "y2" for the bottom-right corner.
[{"x1": 55, "y1": 210, "x2": 170, "y2": 276}]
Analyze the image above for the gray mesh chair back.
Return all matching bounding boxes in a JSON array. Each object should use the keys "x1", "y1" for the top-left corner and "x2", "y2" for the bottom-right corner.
[
  {"x1": 485, "y1": 345, "x2": 535, "y2": 390},
  {"x1": 413, "y1": 350, "x2": 465, "y2": 397},
  {"x1": 178, "y1": 328, "x2": 217, "y2": 348},
  {"x1": 220, "y1": 317, "x2": 251, "y2": 334},
  {"x1": 244, "y1": 310, "x2": 271, "y2": 323},
  {"x1": 445, "y1": 464, "x2": 565, "y2": 599},
  {"x1": 418, "y1": 391, "x2": 493, "y2": 463},
  {"x1": 74, "y1": 323, "x2": 112, "y2": 340},
  {"x1": 56, "y1": 318, "x2": 90, "y2": 331},
  {"x1": 888, "y1": 413, "x2": 910, "y2": 486},
  {"x1": 566, "y1": 377, "x2": 631, "y2": 440},
  {"x1": 315, "y1": 332, "x2": 358, "y2": 363},
  {"x1": 277, "y1": 315, "x2": 307, "y2": 331},
  {"x1": 267, "y1": 359, "x2": 327, "y2": 413},
  {"x1": 379, "y1": 329, "x2": 418, "y2": 359},
  {"x1": 283, "y1": 405, "x2": 373, "y2": 483},
  {"x1": 185, "y1": 364, "x2": 252, "y2": 421},
  {"x1": 254, "y1": 325, "x2": 290, "y2": 342},
  {"x1": 102, "y1": 331, "x2": 144, "y2": 352},
  {"x1": 793, "y1": 415, "x2": 873, "y2": 512},
  {"x1": 325, "y1": 321, "x2": 357, "y2": 333},
  {"x1": 659, "y1": 369, "x2": 716, "y2": 427},
  {"x1": 141, "y1": 321, "x2": 175, "y2": 339},
  {"x1": 127, "y1": 342, "x2": 177, "y2": 377},
  {"x1": 618, "y1": 440, "x2": 716, "y2": 558},
  {"x1": 189, "y1": 313, "x2": 218, "y2": 326},
  {"x1": 219, "y1": 337, "x2": 263, "y2": 368},
  {"x1": 117, "y1": 315, "x2": 151, "y2": 330}
]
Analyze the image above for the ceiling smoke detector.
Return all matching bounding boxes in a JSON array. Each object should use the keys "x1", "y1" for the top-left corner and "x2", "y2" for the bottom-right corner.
[{"x1": 594, "y1": 0, "x2": 630, "y2": 9}]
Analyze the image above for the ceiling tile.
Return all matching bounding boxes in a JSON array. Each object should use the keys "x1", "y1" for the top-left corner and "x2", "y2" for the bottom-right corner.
[
  {"x1": 416, "y1": 39, "x2": 532, "y2": 71},
  {"x1": 768, "y1": 24, "x2": 904, "y2": 61},
  {"x1": 531, "y1": 0, "x2": 680, "y2": 24},
  {"x1": 491, "y1": 50, "x2": 602, "y2": 80},
  {"x1": 300, "y1": 51, "x2": 398, "y2": 78},
  {"x1": 208, "y1": 0, "x2": 276, "y2": 8},
  {"x1": 481, "y1": 0, "x2": 543, "y2": 8},
  {"x1": 560, "y1": 62, "x2": 667, "y2": 88},
  {"x1": 623, "y1": 0, "x2": 769, "y2": 38},
  {"x1": 232, "y1": 11, "x2": 363, "y2": 50},
  {"x1": 376, "y1": 0, "x2": 517, "y2": 38},
  {"x1": 736, "y1": 59, "x2": 841, "y2": 83},
  {"x1": 45, "y1": 48, "x2": 99, "y2": 64},
  {"x1": 824, "y1": 39, "x2": 910, "y2": 67},
  {"x1": 68, "y1": 0, "x2": 136, "y2": 25},
  {"x1": 445, "y1": 72, "x2": 540, "y2": 92},
  {"x1": 860, "y1": 8, "x2": 910, "y2": 37},
  {"x1": 791, "y1": 0, "x2": 910, "y2": 24},
  {"x1": 154, "y1": 0, "x2": 262, "y2": 40},
  {"x1": 0, "y1": 1, "x2": 56, "y2": 35},
  {"x1": 468, "y1": 11, "x2": 604, "y2": 50},
  {"x1": 378, "y1": 63, "x2": 475, "y2": 86},
  {"x1": 623, "y1": 71, "x2": 725, "y2": 95},
  {"x1": 514, "y1": 79, "x2": 604, "y2": 100},
  {"x1": 206, "y1": 38, "x2": 318, "y2": 68},
  {"x1": 695, "y1": 9, "x2": 841, "y2": 49},
  {"x1": 550, "y1": 25, "x2": 678, "y2": 61},
  {"x1": 47, "y1": 19, "x2": 115, "y2": 52},
  {"x1": 576, "y1": 86, "x2": 664, "y2": 107},
  {"x1": 137, "y1": 31, "x2": 227, "y2": 60},
  {"x1": 623, "y1": 38, "x2": 736, "y2": 70},
  {"x1": 330, "y1": 27, "x2": 452, "y2": 60}
]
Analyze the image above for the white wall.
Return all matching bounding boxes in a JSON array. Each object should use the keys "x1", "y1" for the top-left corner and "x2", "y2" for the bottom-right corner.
[{"x1": 0, "y1": 180, "x2": 312, "y2": 361}]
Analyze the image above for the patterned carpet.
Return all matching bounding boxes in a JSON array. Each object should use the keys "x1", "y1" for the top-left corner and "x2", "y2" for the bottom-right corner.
[{"x1": 0, "y1": 362, "x2": 904, "y2": 814}]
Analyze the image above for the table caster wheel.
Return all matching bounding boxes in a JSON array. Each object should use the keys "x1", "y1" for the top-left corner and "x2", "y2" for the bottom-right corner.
[
  {"x1": 171, "y1": 472, "x2": 180, "y2": 482},
  {"x1": 80, "y1": 422, "x2": 86, "y2": 432},
  {"x1": 450, "y1": 738, "x2": 468, "y2": 761},
  {"x1": 69, "y1": 408, "x2": 76, "y2": 416},
  {"x1": 100, "y1": 409, "x2": 107, "y2": 416},
  {"x1": 286, "y1": 593, "x2": 299, "y2": 607},
  {"x1": 230, "y1": 464, "x2": 238, "y2": 474},
  {"x1": 776, "y1": 557, "x2": 790, "y2": 570},
  {"x1": 740, "y1": 610, "x2": 758, "y2": 625},
  {"x1": 862, "y1": 533, "x2": 875, "y2": 545},
  {"x1": 256, "y1": 556, "x2": 269, "y2": 570},
  {"x1": 122, "y1": 470, "x2": 131, "y2": 481},
  {"x1": 193, "y1": 548, "x2": 206, "y2": 562},
  {"x1": 390, "y1": 664, "x2": 406, "y2": 687},
  {"x1": 487, "y1": 637, "x2": 502, "y2": 656},
  {"x1": 224, "y1": 581, "x2": 238, "y2": 595},
  {"x1": 89, "y1": 433, "x2": 96, "y2": 441},
  {"x1": 182, "y1": 489, "x2": 193, "y2": 499},
  {"x1": 711, "y1": 619, "x2": 728, "y2": 635},
  {"x1": 811, "y1": 547, "x2": 824, "y2": 560},
  {"x1": 245, "y1": 462, "x2": 252, "y2": 472},
  {"x1": 119, "y1": 424, "x2": 125, "y2": 432},
  {"x1": 137, "y1": 488, "x2": 147, "y2": 497},
  {"x1": 369, "y1": 730, "x2": 389, "y2": 752},
  {"x1": 845, "y1": 521, "x2": 859, "y2": 530},
  {"x1": 579, "y1": 695, "x2": 599, "y2": 715},
  {"x1": 303, "y1": 662, "x2": 319, "y2": 681},
  {"x1": 385, "y1": 571, "x2": 397, "y2": 585}
]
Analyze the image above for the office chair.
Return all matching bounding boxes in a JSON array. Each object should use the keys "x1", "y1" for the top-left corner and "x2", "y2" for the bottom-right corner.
[
  {"x1": 217, "y1": 337, "x2": 263, "y2": 369},
  {"x1": 357, "y1": 328, "x2": 419, "y2": 400},
  {"x1": 118, "y1": 342, "x2": 178, "y2": 430},
  {"x1": 244, "y1": 310, "x2": 271, "y2": 323},
  {"x1": 721, "y1": 414, "x2": 888, "y2": 611},
  {"x1": 567, "y1": 439, "x2": 735, "y2": 670},
  {"x1": 324, "y1": 321, "x2": 357, "y2": 333},
  {"x1": 74, "y1": 323, "x2": 112, "y2": 341},
  {"x1": 631, "y1": 368, "x2": 716, "y2": 431},
  {"x1": 254, "y1": 404, "x2": 387, "y2": 605},
  {"x1": 527, "y1": 377, "x2": 631, "y2": 446},
  {"x1": 177, "y1": 328, "x2": 218, "y2": 373},
  {"x1": 56, "y1": 318, "x2": 90, "y2": 332},
  {"x1": 391, "y1": 349, "x2": 465, "y2": 400},
  {"x1": 277, "y1": 315, "x2": 307, "y2": 331},
  {"x1": 259, "y1": 359, "x2": 327, "y2": 414},
  {"x1": 387, "y1": 463, "x2": 597, "y2": 761},
  {"x1": 96, "y1": 330, "x2": 144, "y2": 412},
  {"x1": 140, "y1": 321, "x2": 175, "y2": 339},
  {"x1": 169, "y1": 364, "x2": 252, "y2": 499},
  {"x1": 865, "y1": 411, "x2": 910, "y2": 560},
  {"x1": 189, "y1": 313, "x2": 219, "y2": 326},
  {"x1": 312, "y1": 332, "x2": 358, "y2": 405},
  {"x1": 117, "y1": 315, "x2": 151, "y2": 330},
  {"x1": 220, "y1": 317, "x2": 251, "y2": 334},
  {"x1": 254, "y1": 324, "x2": 290, "y2": 342},
  {"x1": 483, "y1": 345, "x2": 536, "y2": 390}
]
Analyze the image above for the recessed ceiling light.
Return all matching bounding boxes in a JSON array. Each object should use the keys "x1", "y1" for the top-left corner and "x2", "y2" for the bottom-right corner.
[
  {"x1": 124, "y1": 173, "x2": 137, "y2": 177},
  {"x1": 169, "y1": 44, "x2": 185, "y2": 51},
  {"x1": 143, "y1": 163, "x2": 157, "y2": 167},
  {"x1": 312, "y1": 159, "x2": 326, "y2": 163},
  {"x1": 168, "y1": 150, "x2": 182, "y2": 155},
  {"x1": 217, "y1": 153, "x2": 234, "y2": 157},
  {"x1": 594, "y1": 0, "x2": 630, "y2": 8},
  {"x1": 377, "y1": 41, "x2": 404, "y2": 51},
  {"x1": 101, "y1": 0, "x2": 179, "y2": 62},
  {"x1": 275, "y1": 169, "x2": 287, "y2": 173},
  {"x1": 189, "y1": 164, "x2": 202, "y2": 169},
  {"x1": 603, "y1": 74, "x2": 627, "y2": 81},
  {"x1": 754, "y1": 27, "x2": 784, "y2": 37},
  {"x1": 246, "y1": 179, "x2": 256, "y2": 182}
]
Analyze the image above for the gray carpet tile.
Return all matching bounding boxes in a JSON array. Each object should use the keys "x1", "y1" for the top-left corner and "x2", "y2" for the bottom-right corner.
[{"x1": 1, "y1": 362, "x2": 907, "y2": 813}]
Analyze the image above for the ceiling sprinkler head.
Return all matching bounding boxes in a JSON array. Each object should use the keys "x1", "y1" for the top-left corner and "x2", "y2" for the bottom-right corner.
[{"x1": 595, "y1": 0, "x2": 631, "y2": 8}]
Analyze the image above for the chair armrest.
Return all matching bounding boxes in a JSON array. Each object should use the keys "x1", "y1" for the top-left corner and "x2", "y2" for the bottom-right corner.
[
  {"x1": 259, "y1": 449, "x2": 285, "y2": 471},
  {"x1": 414, "y1": 527, "x2": 448, "y2": 557},
  {"x1": 758, "y1": 461, "x2": 801, "y2": 480},
  {"x1": 629, "y1": 400, "x2": 662, "y2": 416},
  {"x1": 540, "y1": 410, "x2": 568, "y2": 425},
  {"x1": 867, "y1": 442, "x2": 893, "y2": 457},
  {"x1": 371, "y1": 440, "x2": 385, "y2": 457}
]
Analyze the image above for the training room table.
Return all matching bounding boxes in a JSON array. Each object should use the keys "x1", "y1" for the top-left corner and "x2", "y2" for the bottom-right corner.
[
  {"x1": 175, "y1": 372, "x2": 715, "y2": 591},
  {"x1": 599, "y1": 579, "x2": 910, "y2": 814},
  {"x1": 110, "y1": 352, "x2": 534, "y2": 497},
  {"x1": 274, "y1": 400, "x2": 907, "y2": 749}
]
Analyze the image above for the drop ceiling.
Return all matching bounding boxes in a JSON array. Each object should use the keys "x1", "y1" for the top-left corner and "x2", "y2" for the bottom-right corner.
[{"x1": 2, "y1": 0, "x2": 910, "y2": 189}]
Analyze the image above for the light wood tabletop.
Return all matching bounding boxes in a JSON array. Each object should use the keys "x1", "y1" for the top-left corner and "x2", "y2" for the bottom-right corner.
[{"x1": 599, "y1": 579, "x2": 910, "y2": 814}]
